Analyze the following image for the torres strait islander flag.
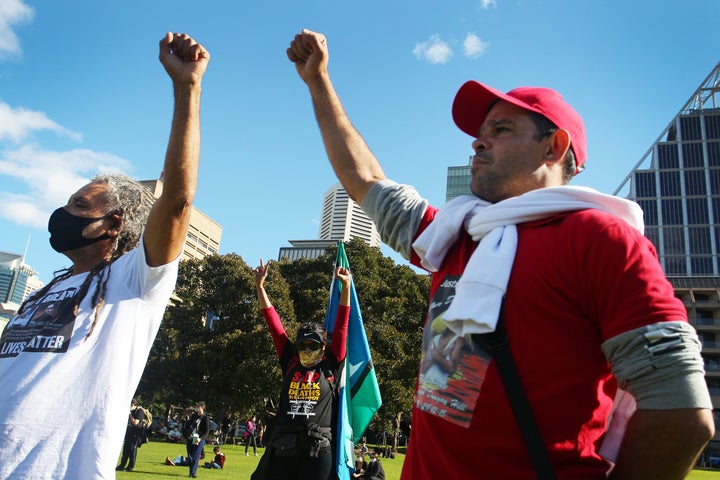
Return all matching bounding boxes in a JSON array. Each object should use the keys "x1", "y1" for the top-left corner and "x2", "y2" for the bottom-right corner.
[{"x1": 324, "y1": 242, "x2": 382, "y2": 480}]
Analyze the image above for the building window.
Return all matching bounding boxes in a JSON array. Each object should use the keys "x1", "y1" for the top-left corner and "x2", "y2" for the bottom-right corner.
[
  {"x1": 662, "y1": 227, "x2": 686, "y2": 255},
  {"x1": 645, "y1": 227, "x2": 659, "y2": 250},
  {"x1": 686, "y1": 198, "x2": 710, "y2": 225},
  {"x1": 684, "y1": 170, "x2": 707, "y2": 195},
  {"x1": 688, "y1": 226, "x2": 712, "y2": 254},
  {"x1": 664, "y1": 255, "x2": 687, "y2": 275},
  {"x1": 691, "y1": 257, "x2": 715, "y2": 275},
  {"x1": 658, "y1": 144, "x2": 679, "y2": 169},
  {"x1": 704, "y1": 114, "x2": 720, "y2": 140},
  {"x1": 660, "y1": 199, "x2": 684, "y2": 225},
  {"x1": 638, "y1": 200, "x2": 658, "y2": 226},
  {"x1": 680, "y1": 116, "x2": 702, "y2": 141},
  {"x1": 635, "y1": 172, "x2": 656, "y2": 197},
  {"x1": 708, "y1": 142, "x2": 720, "y2": 166},
  {"x1": 659, "y1": 171, "x2": 681, "y2": 196},
  {"x1": 714, "y1": 226, "x2": 720, "y2": 253},
  {"x1": 682, "y1": 142, "x2": 705, "y2": 168}
]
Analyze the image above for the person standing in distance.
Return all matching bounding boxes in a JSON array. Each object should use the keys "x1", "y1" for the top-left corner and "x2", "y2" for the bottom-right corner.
[
  {"x1": 286, "y1": 29, "x2": 713, "y2": 480},
  {"x1": 116, "y1": 398, "x2": 149, "y2": 472},
  {"x1": 184, "y1": 401, "x2": 210, "y2": 478},
  {"x1": 0, "y1": 32, "x2": 210, "y2": 479}
]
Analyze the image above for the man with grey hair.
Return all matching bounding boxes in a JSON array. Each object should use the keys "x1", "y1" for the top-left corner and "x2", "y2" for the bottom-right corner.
[{"x1": 0, "y1": 32, "x2": 210, "y2": 479}]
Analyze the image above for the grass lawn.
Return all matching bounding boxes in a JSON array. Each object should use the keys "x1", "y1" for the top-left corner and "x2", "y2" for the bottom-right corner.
[
  {"x1": 688, "y1": 470, "x2": 720, "y2": 479},
  {"x1": 117, "y1": 440, "x2": 720, "y2": 479},
  {"x1": 115, "y1": 440, "x2": 405, "y2": 479}
]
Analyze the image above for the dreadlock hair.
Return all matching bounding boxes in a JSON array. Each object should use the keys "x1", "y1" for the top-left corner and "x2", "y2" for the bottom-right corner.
[
  {"x1": 18, "y1": 173, "x2": 155, "y2": 340},
  {"x1": 92, "y1": 173, "x2": 155, "y2": 255}
]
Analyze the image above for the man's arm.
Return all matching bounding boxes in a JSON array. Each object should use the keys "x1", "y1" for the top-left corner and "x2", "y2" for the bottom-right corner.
[
  {"x1": 609, "y1": 408, "x2": 713, "y2": 479},
  {"x1": 287, "y1": 29, "x2": 385, "y2": 204},
  {"x1": 602, "y1": 322, "x2": 715, "y2": 479},
  {"x1": 144, "y1": 32, "x2": 210, "y2": 267}
]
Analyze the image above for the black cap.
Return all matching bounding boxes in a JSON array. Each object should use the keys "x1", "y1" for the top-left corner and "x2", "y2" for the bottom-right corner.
[{"x1": 295, "y1": 324, "x2": 325, "y2": 345}]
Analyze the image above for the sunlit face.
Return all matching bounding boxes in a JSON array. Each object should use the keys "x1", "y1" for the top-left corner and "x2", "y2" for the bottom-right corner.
[
  {"x1": 469, "y1": 101, "x2": 549, "y2": 203},
  {"x1": 63, "y1": 182, "x2": 111, "y2": 238}
]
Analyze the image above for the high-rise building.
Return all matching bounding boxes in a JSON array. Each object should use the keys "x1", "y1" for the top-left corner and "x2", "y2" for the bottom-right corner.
[
  {"x1": 617, "y1": 60, "x2": 720, "y2": 447},
  {"x1": 140, "y1": 178, "x2": 222, "y2": 262},
  {"x1": 319, "y1": 183, "x2": 380, "y2": 247},
  {"x1": 278, "y1": 183, "x2": 381, "y2": 261},
  {"x1": 0, "y1": 251, "x2": 44, "y2": 326},
  {"x1": 615, "y1": 61, "x2": 720, "y2": 276},
  {"x1": 446, "y1": 156, "x2": 473, "y2": 201}
]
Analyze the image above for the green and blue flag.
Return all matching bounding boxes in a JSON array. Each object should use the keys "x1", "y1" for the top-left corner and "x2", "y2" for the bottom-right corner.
[{"x1": 324, "y1": 242, "x2": 382, "y2": 480}]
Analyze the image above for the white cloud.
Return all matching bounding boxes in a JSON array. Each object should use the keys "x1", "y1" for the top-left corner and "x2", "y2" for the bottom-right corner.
[
  {"x1": 463, "y1": 33, "x2": 489, "y2": 59},
  {"x1": 478, "y1": 0, "x2": 497, "y2": 9},
  {"x1": 0, "y1": 0, "x2": 33, "y2": 58},
  {"x1": 0, "y1": 144, "x2": 132, "y2": 228},
  {"x1": 0, "y1": 101, "x2": 82, "y2": 143},
  {"x1": 413, "y1": 35, "x2": 453, "y2": 65}
]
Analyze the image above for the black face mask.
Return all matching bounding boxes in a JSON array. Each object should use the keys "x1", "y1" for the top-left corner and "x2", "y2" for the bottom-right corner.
[{"x1": 48, "y1": 207, "x2": 111, "y2": 253}]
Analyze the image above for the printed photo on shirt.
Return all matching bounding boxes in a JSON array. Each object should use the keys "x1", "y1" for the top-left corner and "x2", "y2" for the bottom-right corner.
[
  {"x1": 0, "y1": 286, "x2": 79, "y2": 358},
  {"x1": 416, "y1": 275, "x2": 491, "y2": 428}
]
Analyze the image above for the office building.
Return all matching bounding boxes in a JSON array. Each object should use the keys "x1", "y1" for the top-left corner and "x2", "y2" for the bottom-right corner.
[
  {"x1": 0, "y1": 251, "x2": 44, "y2": 325},
  {"x1": 446, "y1": 156, "x2": 473, "y2": 201},
  {"x1": 617, "y1": 60, "x2": 720, "y2": 447},
  {"x1": 140, "y1": 178, "x2": 222, "y2": 262},
  {"x1": 279, "y1": 183, "x2": 381, "y2": 261},
  {"x1": 319, "y1": 183, "x2": 380, "y2": 247},
  {"x1": 278, "y1": 239, "x2": 337, "y2": 262}
]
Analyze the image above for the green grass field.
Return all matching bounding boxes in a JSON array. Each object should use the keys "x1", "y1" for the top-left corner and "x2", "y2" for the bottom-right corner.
[
  {"x1": 116, "y1": 440, "x2": 719, "y2": 479},
  {"x1": 115, "y1": 440, "x2": 404, "y2": 479}
]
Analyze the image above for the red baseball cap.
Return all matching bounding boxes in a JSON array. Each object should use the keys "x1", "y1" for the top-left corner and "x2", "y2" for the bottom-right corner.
[{"x1": 452, "y1": 81, "x2": 587, "y2": 174}]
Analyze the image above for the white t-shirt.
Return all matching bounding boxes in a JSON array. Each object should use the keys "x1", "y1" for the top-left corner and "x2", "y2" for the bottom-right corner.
[{"x1": 0, "y1": 242, "x2": 179, "y2": 479}]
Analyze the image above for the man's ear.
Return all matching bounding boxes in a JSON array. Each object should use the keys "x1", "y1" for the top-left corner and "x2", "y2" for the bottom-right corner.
[
  {"x1": 545, "y1": 129, "x2": 571, "y2": 165},
  {"x1": 107, "y1": 213, "x2": 123, "y2": 238}
]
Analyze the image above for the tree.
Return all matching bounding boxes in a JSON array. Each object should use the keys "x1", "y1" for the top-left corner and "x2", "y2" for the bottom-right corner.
[
  {"x1": 138, "y1": 253, "x2": 295, "y2": 421},
  {"x1": 138, "y1": 240, "x2": 430, "y2": 445}
]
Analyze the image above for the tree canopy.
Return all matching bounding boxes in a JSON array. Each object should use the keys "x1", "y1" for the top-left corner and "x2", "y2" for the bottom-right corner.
[{"x1": 137, "y1": 238, "x2": 430, "y2": 442}]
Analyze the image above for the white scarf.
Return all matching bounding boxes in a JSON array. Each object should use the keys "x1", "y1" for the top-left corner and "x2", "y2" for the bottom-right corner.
[{"x1": 412, "y1": 186, "x2": 644, "y2": 335}]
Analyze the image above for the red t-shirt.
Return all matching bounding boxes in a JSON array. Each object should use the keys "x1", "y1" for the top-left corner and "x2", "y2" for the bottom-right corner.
[{"x1": 402, "y1": 207, "x2": 687, "y2": 480}]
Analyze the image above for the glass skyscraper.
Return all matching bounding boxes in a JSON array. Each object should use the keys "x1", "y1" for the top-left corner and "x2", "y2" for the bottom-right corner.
[
  {"x1": 446, "y1": 156, "x2": 473, "y2": 201},
  {"x1": 618, "y1": 62, "x2": 720, "y2": 445},
  {"x1": 617, "y1": 61, "x2": 720, "y2": 278}
]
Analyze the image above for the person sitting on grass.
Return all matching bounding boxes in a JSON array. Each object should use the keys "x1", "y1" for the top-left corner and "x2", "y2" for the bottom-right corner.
[{"x1": 203, "y1": 446, "x2": 226, "y2": 469}]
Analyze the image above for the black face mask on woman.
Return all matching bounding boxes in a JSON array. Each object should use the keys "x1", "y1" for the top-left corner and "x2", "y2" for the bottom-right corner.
[{"x1": 48, "y1": 207, "x2": 111, "y2": 253}]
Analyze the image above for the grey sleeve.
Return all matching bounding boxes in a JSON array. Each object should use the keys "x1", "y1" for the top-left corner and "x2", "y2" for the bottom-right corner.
[
  {"x1": 601, "y1": 321, "x2": 712, "y2": 410},
  {"x1": 360, "y1": 179, "x2": 430, "y2": 260}
]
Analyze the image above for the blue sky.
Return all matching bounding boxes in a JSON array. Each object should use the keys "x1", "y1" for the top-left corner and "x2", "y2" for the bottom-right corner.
[{"x1": 1, "y1": 0, "x2": 719, "y2": 283}]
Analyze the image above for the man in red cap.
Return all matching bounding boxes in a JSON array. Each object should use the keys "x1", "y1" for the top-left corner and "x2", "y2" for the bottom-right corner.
[{"x1": 287, "y1": 29, "x2": 714, "y2": 480}]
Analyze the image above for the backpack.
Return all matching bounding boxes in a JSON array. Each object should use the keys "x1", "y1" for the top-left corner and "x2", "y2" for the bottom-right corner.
[
  {"x1": 183, "y1": 416, "x2": 199, "y2": 438},
  {"x1": 138, "y1": 407, "x2": 152, "y2": 429}
]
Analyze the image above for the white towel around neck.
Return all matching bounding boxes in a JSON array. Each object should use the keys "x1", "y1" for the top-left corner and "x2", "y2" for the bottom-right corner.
[{"x1": 412, "y1": 186, "x2": 644, "y2": 335}]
